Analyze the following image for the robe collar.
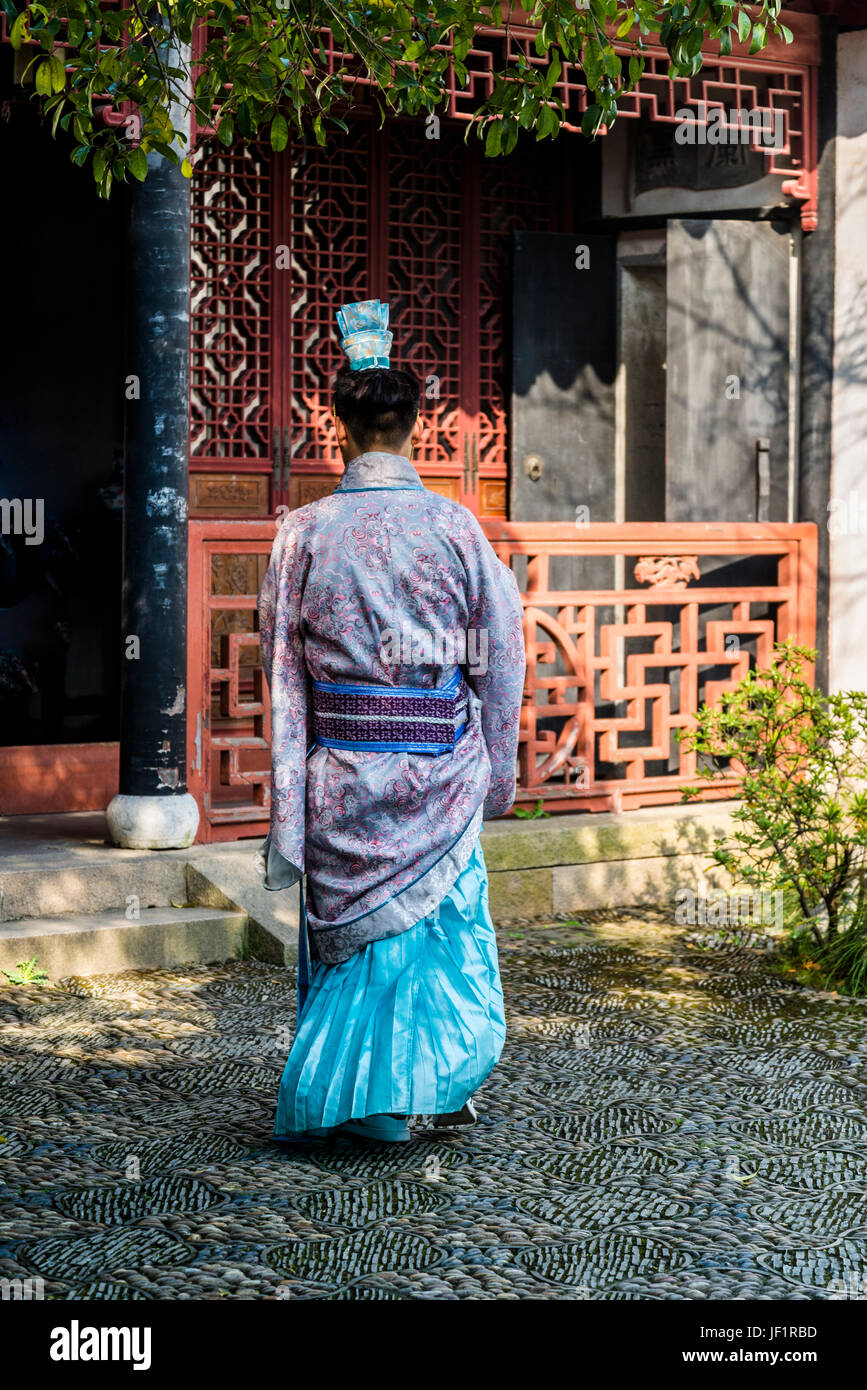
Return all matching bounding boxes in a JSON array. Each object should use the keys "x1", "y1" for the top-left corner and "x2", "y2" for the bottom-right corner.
[{"x1": 335, "y1": 450, "x2": 425, "y2": 492}]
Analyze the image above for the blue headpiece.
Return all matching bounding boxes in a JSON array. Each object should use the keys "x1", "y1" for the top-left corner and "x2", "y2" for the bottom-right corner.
[{"x1": 336, "y1": 299, "x2": 393, "y2": 371}]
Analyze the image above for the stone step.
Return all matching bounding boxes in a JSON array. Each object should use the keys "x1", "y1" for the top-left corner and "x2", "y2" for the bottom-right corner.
[
  {"x1": 483, "y1": 800, "x2": 739, "y2": 921},
  {"x1": 0, "y1": 854, "x2": 191, "y2": 924},
  {"x1": 185, "y1": 847, "x2": 300, "y2": 966},
  {"x1": 0, "y1": 905, "x2": 248, "y2": 980}
]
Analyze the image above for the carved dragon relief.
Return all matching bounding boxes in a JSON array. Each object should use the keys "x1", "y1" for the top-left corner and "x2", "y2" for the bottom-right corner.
[{"x1": 633, "y1": 555, "x2": 701, "y2": 589}]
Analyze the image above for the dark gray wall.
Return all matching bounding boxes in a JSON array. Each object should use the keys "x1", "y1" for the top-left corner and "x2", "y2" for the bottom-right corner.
[{"x1": 0, "y1": 101, "x2": 126, "y2": 745}]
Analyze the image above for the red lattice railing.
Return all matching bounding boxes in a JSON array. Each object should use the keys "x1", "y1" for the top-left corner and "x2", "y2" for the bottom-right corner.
[
  {"x1": 486, "y1": 521, "x2": 817, "y2": 813},
  {"x1": 187, "y1": 519, "x2": 817, "y2": 842}
]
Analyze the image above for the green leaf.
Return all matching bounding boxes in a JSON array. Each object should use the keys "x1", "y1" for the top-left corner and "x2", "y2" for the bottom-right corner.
[
  {"x1": 34, "y1": 61, "x2": 53, "y2": 96},
  {"x1": 778, "y1": 24, "x2": 793, "y2": 44},
  {"x1": 217, "y1": 114, "x2": 233, "y2": 147},
  {"x1": 180, "y1": 157, "x2": 193, "y2": 178},
  {"x1": 270, "y1": 111, "x2": 288, "y2": 151},
  {"x1": 48, "y1": 51, "x2": 65, "y2": 93},
  {"x1": 685, "y1": 26, "x2": 704, "y2": 58},
  {"x1": 537, "y1": 102, "x2": 555, "y2": 138},
  {"x1": 582, "y1": 36, "x2": 603, "y2": 87},
  {"x1": 582, "y1": 102, "x2": 603, "y2": 139},
  {"x1": 127, "y1": 146, "x2": 148, "y2": 181},
  {"x1": 737, "y1": 9, "x2": 751, "y2": 44},
  {"x1": 485, "y1": 119, "x2": 502, "y2": 156},
  {"x1": 749, "y1": 21, "x2": 766, "y2": 54},
  {"x1": 9, "y1": 11, "x2": 28, "y2": 49},
  {"x1": 518, "y1": 97, "x2": 537, "y2": 129}
]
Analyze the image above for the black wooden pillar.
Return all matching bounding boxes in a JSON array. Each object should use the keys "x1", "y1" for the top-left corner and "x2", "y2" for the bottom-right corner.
[{"x1": 107, "y1": 119, "x2": 198, "y2": 848}]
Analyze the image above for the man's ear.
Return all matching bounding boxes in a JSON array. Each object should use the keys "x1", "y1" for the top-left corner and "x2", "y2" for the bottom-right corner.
[
  {"x1": 410, "y1": 413, "x2": 425, "y2": 449},
  {"x1": 333, "y1": 413, "x2": 349, "y2": 450}
]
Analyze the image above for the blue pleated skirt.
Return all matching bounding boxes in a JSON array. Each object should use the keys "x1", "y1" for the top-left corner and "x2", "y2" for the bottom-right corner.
[{"x1": 273, "y1": 840, "x2": 505, "y2": 1134}]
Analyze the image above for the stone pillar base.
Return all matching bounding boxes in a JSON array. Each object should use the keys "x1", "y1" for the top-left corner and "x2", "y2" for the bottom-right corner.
[{"x1": 107, "y1": 793, "x2": 200, "y2": 850}]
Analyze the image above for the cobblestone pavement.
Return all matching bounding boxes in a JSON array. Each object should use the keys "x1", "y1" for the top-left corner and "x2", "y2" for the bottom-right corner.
[{"x1": 3, "y1": 913, "x2": 867, "y2": 1301}]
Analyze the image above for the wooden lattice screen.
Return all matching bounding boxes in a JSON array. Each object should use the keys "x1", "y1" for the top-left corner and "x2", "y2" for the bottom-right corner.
[{"x1": 188, "y1": 118, "x2": 566, "y2": 523}]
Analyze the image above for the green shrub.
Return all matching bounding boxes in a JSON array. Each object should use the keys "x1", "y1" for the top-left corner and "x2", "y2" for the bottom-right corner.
[{"x1": 678, "y1": 640, "x2": 867, "y2": 992}]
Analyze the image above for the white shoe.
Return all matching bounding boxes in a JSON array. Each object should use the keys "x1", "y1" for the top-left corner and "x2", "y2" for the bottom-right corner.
[{"x1": 431, "y1": 1098, "x2": 478, "y2": 1127}]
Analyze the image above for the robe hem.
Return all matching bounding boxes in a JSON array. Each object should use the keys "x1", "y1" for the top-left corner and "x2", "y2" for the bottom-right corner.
[{"x1": 309, "y1": 803, "x2": 485, "y2": 964}]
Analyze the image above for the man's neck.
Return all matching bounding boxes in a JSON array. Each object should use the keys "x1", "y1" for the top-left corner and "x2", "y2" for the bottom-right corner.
[
  {"x1": 343, "y1": 444, "x2": 412, "y2": 465},
  {"x1": 336, "y1": 452, "x2": 423, "y2": 492}
]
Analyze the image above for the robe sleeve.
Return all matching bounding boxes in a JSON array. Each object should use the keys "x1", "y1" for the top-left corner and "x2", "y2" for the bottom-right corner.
[
  {"x1": 254, "y1": 516, "x2": 310, "y2": 890},
  {"x1": 461, "y1": 517, "x2": 526, "y2": 819}
]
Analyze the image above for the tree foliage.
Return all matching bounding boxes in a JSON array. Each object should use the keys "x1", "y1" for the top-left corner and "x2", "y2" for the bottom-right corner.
[{"x1": 3, "y1": 0, "x2": 794, "y2": 195}]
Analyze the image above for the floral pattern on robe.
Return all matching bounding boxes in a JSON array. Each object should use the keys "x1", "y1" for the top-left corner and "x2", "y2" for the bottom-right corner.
[{"x1": 256, "y1": 450, "x2": 526, "y2": 963}]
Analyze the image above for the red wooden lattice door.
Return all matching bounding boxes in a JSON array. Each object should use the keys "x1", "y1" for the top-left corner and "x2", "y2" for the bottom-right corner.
[{"x1": 189, "y1": 117, "x2": 574, "y2": 521}]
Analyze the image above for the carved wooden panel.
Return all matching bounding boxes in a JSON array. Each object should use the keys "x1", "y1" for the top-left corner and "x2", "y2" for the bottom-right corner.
[
  {"x1": 288, "y1": 475, "x2": 340, "y2": 510},
  {"x1": 288, "y1": 474, "x2": 462, "y2": 508},
  {"x1": 479, "y1": 479, "x2": 507, "y2": 517},
  {"x1": 190, "y1": 473, "x2": 270, "y2": 516},
  {"x1": 423, "y1": 477, "x2": 460, "y2": 502}
]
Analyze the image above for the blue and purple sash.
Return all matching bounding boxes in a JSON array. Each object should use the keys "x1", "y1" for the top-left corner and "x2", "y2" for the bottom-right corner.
[{"x1": 311, "y1": 671, "x2": 468, "y2": 755}]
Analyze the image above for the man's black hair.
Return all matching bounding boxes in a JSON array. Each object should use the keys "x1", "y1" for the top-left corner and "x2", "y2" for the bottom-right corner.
[{"x1": 332, "y1": 365, "x2": 421, "y2": 452}]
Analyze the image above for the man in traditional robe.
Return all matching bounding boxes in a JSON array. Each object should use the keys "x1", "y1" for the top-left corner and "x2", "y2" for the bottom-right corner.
[{"x1": 256, "y1": 300, "x2": 525, "y2": 1143}]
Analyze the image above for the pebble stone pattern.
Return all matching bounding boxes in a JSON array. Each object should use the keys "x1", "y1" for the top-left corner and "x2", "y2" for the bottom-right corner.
[{"x1": 3, "y1": 911, "x2": 867, "y2": 1301}]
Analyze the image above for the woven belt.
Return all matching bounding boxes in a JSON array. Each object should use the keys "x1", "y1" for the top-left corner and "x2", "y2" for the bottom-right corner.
[{"x1": 311, "y1": 671, "x2": 469, "y2": 755}]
